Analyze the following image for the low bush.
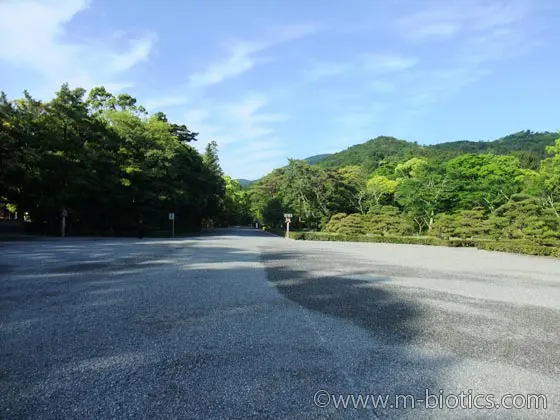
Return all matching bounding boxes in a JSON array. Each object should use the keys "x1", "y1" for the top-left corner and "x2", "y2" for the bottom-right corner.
[
  {"x1": 325, "y1": 208, "x2": 414, "y2": 236},
  {"x1": 475, "y1": 241, "x2": 560, "y2": 257},
  {"x1": 288, "y1": 232, "x2": 560, "y2": 257},
  {"x1": 290, "y1": 232, "x2": 450, "y2": 246}
]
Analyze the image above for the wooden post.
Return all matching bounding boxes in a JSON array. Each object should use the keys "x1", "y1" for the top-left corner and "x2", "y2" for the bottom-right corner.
[{"x1": 284, "y1": 213, "x2": 292, "y2": 239}]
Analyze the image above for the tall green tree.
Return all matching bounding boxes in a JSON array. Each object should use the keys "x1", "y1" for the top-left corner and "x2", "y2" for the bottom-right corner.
[
  {"x1": 337, "y1": 165, "x2": 369, "y2": 214},
  {"x1": 1, "y1": 85, "x2": 227, "y2": 235},
  {"x1": 396, "y1": 163, "x2": 449, "y2": 234},
  {"x1": 532, "y1": 136, "x2": 560, "y2": 218},
  {"x1": 366, "y1": 175, "x2": 398, "y2": 207},
  {"x1": 445, "y1": 154, "x2": 527, "y2": 213},
  {"x1": 489, "y1": 194, "x2": 560, "y2": 245}
]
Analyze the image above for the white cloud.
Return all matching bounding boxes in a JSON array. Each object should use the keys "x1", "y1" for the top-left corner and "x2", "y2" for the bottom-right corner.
[
  {"x1": 187, "y1": 43, "x2": 256, "y2": 89},
  {"x1": 460, "y1": 27, "x2": 540, "y2": 64},
  {"x1": 145, "y1": 22, "x2": 318, "y2": 127},
  {"x1": 108, "y1": 36, "x2": 156, "y2": 74},
  {"x1": 183, "y1": 95, "x2": 289, "y2": 179},
  {"x1": 299, "y1": 52, "x2": 417, "y2": 85},
  {"x1": 187, "y1": 23, "x2": 319, "y2": 89},
  {"x1": 397, "y1": 0, "x2": 531, "y2": 42},
  {"x1": 301, "y1": 60, "x2": 352, "y2": 82},
  {"x1": 396, "y1": 0, "x2": 540, "y2": 111},
  {"x1": 143, "y1": 23, "x2": 318, "y2": 177},
  {"x1": 0, "y1": 0, "x2": 156, "y2": 97},
  {"x1": 361, "y1": 53, "x2": 419, "y2": 73}
]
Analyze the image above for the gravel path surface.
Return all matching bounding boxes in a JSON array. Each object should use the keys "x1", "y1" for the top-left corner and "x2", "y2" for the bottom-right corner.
[{"x1": 1, "y1": 229, "x2": 559, "y2": 419}]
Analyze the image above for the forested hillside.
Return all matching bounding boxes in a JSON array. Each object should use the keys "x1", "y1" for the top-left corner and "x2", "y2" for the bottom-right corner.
[
  {"x1": 237, "y1": 179, "x2": 254, "y2": 188},
  {"x1": 317, "y1": 131, "x2": 557, "y2": 172},
  {"x1": 247, "y1": 130, "x2": 560, "y2": 256},
  {"x1": 303, "y1": 154, "x2": 331, "y2": 164},
  {"x1": 0, "y1": 85, "x2": 248, "y2": 235}
]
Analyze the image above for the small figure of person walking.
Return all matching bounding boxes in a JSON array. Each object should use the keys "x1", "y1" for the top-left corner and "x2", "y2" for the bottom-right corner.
[{"x1": 137, "y1": 217, "x2": 143, "y2": 239}]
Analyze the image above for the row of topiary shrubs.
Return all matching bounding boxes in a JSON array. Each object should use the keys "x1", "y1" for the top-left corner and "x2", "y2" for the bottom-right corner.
[
  {"x1": 325, "y1": 206, "x2": 414, "y2": 236},
  {"x1": 324, "y1": 196, "x2": 560, "y2": 246},
  {"x1": 288, "y1": 232, "x2": 560, "y2": 257}
]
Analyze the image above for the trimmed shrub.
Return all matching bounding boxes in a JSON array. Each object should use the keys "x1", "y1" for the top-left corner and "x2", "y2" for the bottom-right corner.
[
  {"x1": 290, "y1": 232, "x2": 450, "y2": 246},
  {"x1": 324, "y1": 213, "x2": 366, "y2": 235},
  {"x1": 288, "y1": 232, "x2": 560, "y2": 258},
  {"x1": 325, "y1": 207, "x2": 414, "y2": 237},
  {"x1": 475, "y1": 240, "x2": 560, "y2": 257},
  {"x1": 364, "y1": 206, "x2": 415, "y2": 236},
  {"x1": 489, "y1": 194, "x2": 560, "y2": 245},
  {"x1": 324, "y1": 213, "x2": 348, "y2": 232},
  {"x1": 432, "y1": 208, "x2": 492, "y2": 240}
]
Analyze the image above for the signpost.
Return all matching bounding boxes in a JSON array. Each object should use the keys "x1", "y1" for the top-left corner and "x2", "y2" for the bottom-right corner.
[
  {"x1": 284, "y1": 213, "x2": 292, "y2": 239},
  {"x1": 169, "y1": 212, "x2": 175, "y2": 237}
]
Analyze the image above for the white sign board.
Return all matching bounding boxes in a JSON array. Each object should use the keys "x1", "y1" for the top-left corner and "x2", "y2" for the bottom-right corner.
[
  {"x1": 284, "y1": 213, "x2": 293, "y2": 218},
  {"x1": 168, "y1": 212, "x2": 175, "y2": 221}
]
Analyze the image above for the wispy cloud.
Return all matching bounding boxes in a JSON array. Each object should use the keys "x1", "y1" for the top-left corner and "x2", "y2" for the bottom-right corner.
[
  {"x1": 396, "y1": 0, "x2": 530, "y2": 42},
  {"x1": 307, "y1": 1, "x2": 543, "y2": 153},
  {"x1": 361, "y1": 53, "x2": 419, "y2": 73},
  {"x1": 108, "y1": 36, "x2": 156, "y2": 73},
  {"x1": 182, "y1": 94, "x2": 289, "y2": 179},
  {"x1": 187, "y1": 23, "x2": 319, "y2": 89},
  {"x1": 0, "y1": 0, "x2": 155, "y2": 97},
  {"x1": 300, "y1": 52, "x2": 418, "y2": 83},
  {"x1": 396, "y1": 0, "x2": 540, "y2": 110},
  {"x1": 146, "y1": 23, "x2": 319, "y2": 177},
  {"x1": 187, "y1": 43, "x2": 256, "y2": 89},
  {"x1": 224, "y1": 139, "x2": 288, "y2": 179},
  {"x1": 301, "y1": 60, "x2": 352, "y2": 82},
  {"x1": 460, "y1": 27, "x2": 540, "y2": 64},
  {"x1": 145, "y1": 22, "x2": 318, "y2": 129}
]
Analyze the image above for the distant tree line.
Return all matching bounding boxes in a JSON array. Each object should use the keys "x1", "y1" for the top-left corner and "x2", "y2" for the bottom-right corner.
[
  {"x1": 0, "y1": 84, "x2": 243, "y2": 235},
  {"x1": 247, "y1": 134, "x2": 560, "y2": 248}
]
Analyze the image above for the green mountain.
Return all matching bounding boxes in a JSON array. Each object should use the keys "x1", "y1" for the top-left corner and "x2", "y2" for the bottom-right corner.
[
  {"x1": 315, "y1": 131, "x2": 557, "y2": 172},
  {"x1": 303, "y1": 154, "x2": 331, "y2": 164},
  {"x1": 430, "y1": 131, "x2": 557, "y2": 157},
  {"x1": 317, "y1": 136, "x2": 422, "y2": 173},
  {"x1": 236, "y1": 155, "x2": 330, "y2": 187},
  {"x1": 237, "y1": 179, "x2": 254, "y2": 188}
]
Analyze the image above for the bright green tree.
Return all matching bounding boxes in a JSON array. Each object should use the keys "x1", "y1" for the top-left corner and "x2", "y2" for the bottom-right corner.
[
  {"x1": 445, "y1": 153, "x2": 527, "y2": 213},
  {"x1": 366, "y1": 175, "x2": 398, "y2": 206},
  {"x1": 395, "y1": 163, "x2": 449, "y2": 234}
]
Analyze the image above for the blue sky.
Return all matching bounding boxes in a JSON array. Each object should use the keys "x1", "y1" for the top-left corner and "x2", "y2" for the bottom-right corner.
[{"x1": 1, "y1": 0, "x2": 558, "y2": 179}]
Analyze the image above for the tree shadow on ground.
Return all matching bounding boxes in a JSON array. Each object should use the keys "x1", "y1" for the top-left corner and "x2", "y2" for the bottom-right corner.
[{"x1": 0, "y1": 236, "x2": 456, "y2": 420}]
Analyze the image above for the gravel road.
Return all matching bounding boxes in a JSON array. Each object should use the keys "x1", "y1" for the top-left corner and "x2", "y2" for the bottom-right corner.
[{"x1": 1, "y1": 228, "x2": 559, "y2": 419}]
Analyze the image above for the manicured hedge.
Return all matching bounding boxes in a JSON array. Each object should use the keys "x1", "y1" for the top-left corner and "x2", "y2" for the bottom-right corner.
[
  {"x1": 289, "y1": 232, "x2": 449, "y2": 246},
  {"x1": 288, "y1": 231, "x2": 560, "y2": 257},
  {"x1": 475, "y1": 241, "x2": 560, "y2": 257}
]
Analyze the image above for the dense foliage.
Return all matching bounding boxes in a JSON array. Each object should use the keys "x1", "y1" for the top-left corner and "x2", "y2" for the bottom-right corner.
[
  {"x1": 317, "y1": 131, "x2": 557, "y2": 171},
  {"x1": 3, "y1": 83, "x2": 559, "y2": 253},
  {"x1": 0, "y1": 85, "x2": 241, "y2": 235},
  {"x1": 248, "y1": 131, "x2": 560, "y2": 252}
]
